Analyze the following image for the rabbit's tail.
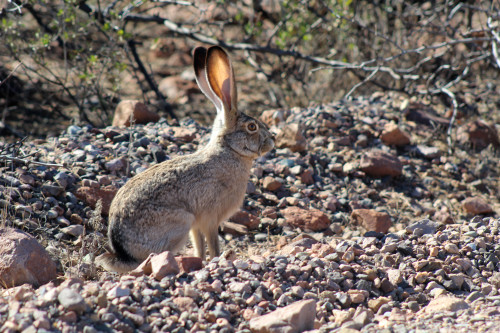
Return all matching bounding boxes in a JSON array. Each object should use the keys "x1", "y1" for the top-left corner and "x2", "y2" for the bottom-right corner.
[{"x1": 96, "y1": 252, "x2": 139, "y2": 274}]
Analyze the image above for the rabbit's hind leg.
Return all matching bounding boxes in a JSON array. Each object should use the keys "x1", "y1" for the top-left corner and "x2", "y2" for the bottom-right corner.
[{"x1": 131, "y1": 208, "x2": 195, "y2": 260}]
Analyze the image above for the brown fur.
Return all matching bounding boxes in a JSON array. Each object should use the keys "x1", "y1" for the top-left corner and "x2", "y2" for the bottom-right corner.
[{"x1": 96, "y1": 46, "x2": 274, "y2": 273}]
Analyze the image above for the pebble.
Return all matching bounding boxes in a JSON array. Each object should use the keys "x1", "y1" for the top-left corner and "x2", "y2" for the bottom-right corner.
[
  {"x1": 57, "y1": 288, "x2": 87, "y2": 314},
  {"x1": 107, "y1": 286, "x2": 131, "y2": 299}
]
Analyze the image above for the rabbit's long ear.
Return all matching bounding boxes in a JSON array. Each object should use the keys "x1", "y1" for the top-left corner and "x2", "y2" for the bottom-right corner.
[
  {"x1": 206, "y1": 46, "x2": 239, "y2": 127},
  {"x1": 194, "y1": 47, "x2": 223, "y2": 112}
]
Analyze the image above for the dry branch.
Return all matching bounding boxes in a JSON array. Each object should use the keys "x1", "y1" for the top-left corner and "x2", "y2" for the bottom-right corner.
[{"x1": 0, "y1": 155, "x2": 63, "y2": 168}]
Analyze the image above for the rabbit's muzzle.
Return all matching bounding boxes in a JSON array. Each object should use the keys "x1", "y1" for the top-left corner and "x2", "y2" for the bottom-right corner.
[{"x1": 260, "y1": 134, "x2": 275, "y2": 156}]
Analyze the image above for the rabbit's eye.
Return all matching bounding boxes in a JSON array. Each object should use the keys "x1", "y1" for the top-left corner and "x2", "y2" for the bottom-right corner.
[{"x1": 247, "y1": 122, "x2": 258, "y2": 132}]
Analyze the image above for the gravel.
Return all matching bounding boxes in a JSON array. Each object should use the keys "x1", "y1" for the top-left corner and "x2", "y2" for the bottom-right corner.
[{"x1": 0, "y1": 92, "x2": 499, "y2": 332}]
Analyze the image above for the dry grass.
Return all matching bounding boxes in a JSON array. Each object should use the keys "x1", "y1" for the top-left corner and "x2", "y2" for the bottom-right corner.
[{"x1": 63, "y1": 199, "x2": 107, "y2": 280}]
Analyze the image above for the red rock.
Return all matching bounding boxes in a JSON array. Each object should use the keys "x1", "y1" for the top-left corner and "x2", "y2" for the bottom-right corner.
[
  {"x1": 171, "y1": 126, "x2": 197, "y2": 142},
  {"x1": 351, "y1": 209, "x2": 392, "y2": 233},
  {"x1": 380, "y1": 123, "x2": 411, "y2": 146},
  {"x1": 249, "y1": 299, "x2": 316, "y2": 333},
  {"x1": 282, "y1": 206, "x2": 331, "y2": 231},
  {"x1": 150, "y1": 251, "x2": 179, "y2": 280},
  {"x1": 359, "y1": 150, "x2": 402, "y2": 177},
  {"x1": 262, "y1": 176, "x2": 282, "y2": 191},
  {"x1": 457, "y1": 120, "x2": 499, "y2": 150},
  {"x1": 300, "y1": 169, "x2": 314, "y2": 185},
  {"x1": 75, "y1": 185, "x2": 118, "y2": 215},
  {"x1": 175, "y1": 256, "x2": 203, "y2": 273},
  {"x1": 112, "y1": 100, "x2": 160, "y2": 127},
  {"x1": 275, "y1": 123, "x2": 307, "y2": 153},
  {"x1": 462, "y1": 197, "x2": 494, "y2": 215},
  {"x1": 129, "y1": 253, "x2": 154, "y2": 277},
  {"x1": 0, "y1": 228, "x2": 57, "y2": 288},
  {"x1": 230, "y1": 210, "x2": 261, "y2": 230}
]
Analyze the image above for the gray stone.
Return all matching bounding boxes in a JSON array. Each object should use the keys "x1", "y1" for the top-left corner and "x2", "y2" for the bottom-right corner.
[
  {"x1": 58, "y1": 288, "x2": 86, "y2": 313},
  {"x1": 466, "y1": 291, "x2": 485, "y2": 303},
  {"x1": 406, "y1": 219, "x2": 441, "y2": 235}
]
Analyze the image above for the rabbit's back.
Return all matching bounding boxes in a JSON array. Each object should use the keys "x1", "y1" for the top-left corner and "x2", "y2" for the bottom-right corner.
[{"x1": 110, "y1": 146, "x2": 252, "y2": 232}]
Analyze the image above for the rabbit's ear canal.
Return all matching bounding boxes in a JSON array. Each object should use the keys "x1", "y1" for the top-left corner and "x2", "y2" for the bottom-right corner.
[
  {"x1": 194, "y1": 47, "x2": 223, "y2": 112},
  {"x1": 207, "y1": 46, "x2": 238, "y2": 121}
]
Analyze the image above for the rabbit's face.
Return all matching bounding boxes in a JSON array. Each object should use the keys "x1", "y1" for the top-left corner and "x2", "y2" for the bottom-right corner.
[{"x1": 225, "y1": 112, "x2": 274, "y2": 159}]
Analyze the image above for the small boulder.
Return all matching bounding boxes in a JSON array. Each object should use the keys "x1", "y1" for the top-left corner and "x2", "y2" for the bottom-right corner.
[
  {"x1": 351, "y1": 209, "x2": 392, "y2": 233},
  {"x1": 249, "y1": 299, "x2": 316, "y2": 333},
  {"x1": 230, "y1": 210, "x2": 261, "y2": 230},
  {"x1": 462, "y1": 197, "x2": 494, "y2": 215},
  {"x1": 171, "y1": 127, "x2": 197, "y2": 142},
  {"x1": 282, "y1": 206, "x2": 330, "y2": 231},
  {"x1": 112, "y1": 100, "x2": 160, "y2": 127},
  {"x1": 175, "y1": 257, "x2": 203, "y2": 273},
  {"x1": 359, "y1": 150, "x2": 402, "y2": 177},
  {"x1": 262, "y1": 176, "x2": 282, "y2": 191},
  {"x1": 0, "y1": 228, "x2": 57, "y2": 288},
  {"x1": 150, "y1": 251, "x2": 180, "y2": 280},
  {"x1": 380, "y1": 123, "x2": 411, "y2": 146}
]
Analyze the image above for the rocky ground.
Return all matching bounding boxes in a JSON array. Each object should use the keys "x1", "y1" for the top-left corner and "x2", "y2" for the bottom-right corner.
[{"x1": 0, "y1": 91, "x2": 499, "y2": 332}]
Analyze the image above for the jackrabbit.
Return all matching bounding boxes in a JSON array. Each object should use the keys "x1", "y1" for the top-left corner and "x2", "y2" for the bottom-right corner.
[{"x1": 97, "y1": 46, "x2": 275, "y2": 273}]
